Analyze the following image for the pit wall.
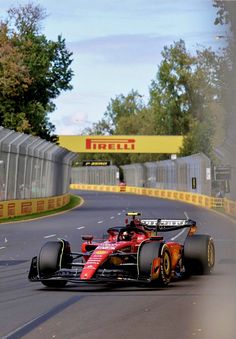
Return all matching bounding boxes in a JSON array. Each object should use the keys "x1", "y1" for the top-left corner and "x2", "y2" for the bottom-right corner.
[
  {"x1": 0, "y1": 193, "x2": 70, "y2": 220},
  {"x1": 70, "y1": 184, "x2": 236, "y2": 218}
]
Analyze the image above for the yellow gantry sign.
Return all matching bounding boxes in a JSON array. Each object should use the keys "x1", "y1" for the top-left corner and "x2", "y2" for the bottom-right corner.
[{"x1": 59, "y1": 135, "x2": 183, "y2": 154}]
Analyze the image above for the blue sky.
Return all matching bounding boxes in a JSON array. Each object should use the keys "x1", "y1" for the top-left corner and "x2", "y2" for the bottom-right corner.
[{"x1": 0, "y1": 0, "x2": 226, "y2": 134}]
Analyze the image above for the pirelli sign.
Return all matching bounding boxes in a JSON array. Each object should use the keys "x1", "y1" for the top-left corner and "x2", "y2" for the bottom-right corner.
[{"x1": 58, "y1": 135, "x2": 183, "y2": 154}]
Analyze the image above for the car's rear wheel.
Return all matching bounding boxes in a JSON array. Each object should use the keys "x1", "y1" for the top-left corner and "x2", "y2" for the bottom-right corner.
[
  {"x1": 138, "y1": 241, "x2": 172, "y2": 286},
  {"x1": 183, "y1": 234, "x2": 215, "y2": 275},
  {"x1": 38, "y1": 239, "x2": 71, "y2": 287}
]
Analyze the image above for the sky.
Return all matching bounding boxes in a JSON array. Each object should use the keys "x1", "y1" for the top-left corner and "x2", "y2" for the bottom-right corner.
[{"x1": 0, "y1": 0, "x2": 226, "y2": 135}]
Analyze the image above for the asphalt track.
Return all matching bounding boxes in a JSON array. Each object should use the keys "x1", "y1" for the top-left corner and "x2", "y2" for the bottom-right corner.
[{"x1": 0, "y1": 190, "x2": 236, "y2": 339}]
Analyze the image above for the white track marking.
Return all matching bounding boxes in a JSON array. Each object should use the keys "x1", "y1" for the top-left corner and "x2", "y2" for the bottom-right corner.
[
  {"x1": 110, "y1": 216, "x2": 115, "y2": 219},
  {"x1": 44, "y1": 234, "x2": 57, "y2": 239},
  {"x1": 184, "y1": 211, "x2": 189, "y2": 220},
  {"x1": 117, "y1": 213, "x2": 121, "y2": 216},
  {"x1": 0, "y1": 246, "x2": 6, "y2": 250},
  {"x1": 171, "y1": 228, "x2": 186, "y2": 241},
  {"x1": 97, "y1": 220, "x2": 104, "y2": 224},
  {"x1": 77, "y1": 226, "x2": 85, "y2": 230}
]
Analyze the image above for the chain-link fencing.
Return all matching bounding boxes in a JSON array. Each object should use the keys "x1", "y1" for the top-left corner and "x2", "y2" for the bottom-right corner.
[
  {"x1": 121, "y1": 153, "x2": 211, "y2": 195},
  {"x1": 0, "y1": 127, "x2": 77, "y2": 201},
  {"x1": 71, "y1": 165, "x2": 119, "y2": 185},
  {"x1": 71, "y1": 153, "x2": 211, "y2": 196}
]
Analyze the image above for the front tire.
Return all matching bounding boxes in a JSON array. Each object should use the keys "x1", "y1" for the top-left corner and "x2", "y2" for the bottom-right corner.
[
  {"x1": 38, "y1": 239, "x2": 71, "y2": 287},
  {"x1": 138, "y1": 241, "x2": 172, "y2": 286},
  {"x1": 183, "y1": 234, "x2": 215, "y2": 275}
]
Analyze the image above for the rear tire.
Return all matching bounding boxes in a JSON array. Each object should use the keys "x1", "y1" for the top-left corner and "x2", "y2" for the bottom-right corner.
[
  {"x1": 38, "y1": 240, "x2": 71, "y2": 287},
  {"x1": 138, "y1": 241, "x2": 171, "y2": 286},
  {"x1": 184, "y1": 234, "x2": 215, "y2": 275}
]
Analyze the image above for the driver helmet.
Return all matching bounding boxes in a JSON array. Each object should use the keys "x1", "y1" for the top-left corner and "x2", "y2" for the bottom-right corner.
[{"x1": 122, "y1": 231, "x2": 132, "y2": 241}]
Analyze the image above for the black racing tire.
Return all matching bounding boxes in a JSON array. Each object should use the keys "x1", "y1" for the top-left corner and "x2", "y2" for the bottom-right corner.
[
  {"x1": 138, "y1": 241, "x2": 172, "y2": 286},
  {"x1": 183, "y1": 234, "x2": 215, "y2": 275},
  {"x1": 38, "y1": 240, "x2": 71, "y2": 288}
]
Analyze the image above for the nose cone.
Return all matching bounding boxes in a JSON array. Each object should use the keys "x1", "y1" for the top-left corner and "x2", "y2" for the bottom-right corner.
[{"x1": 80, "y1": 249, "x2": 112, "y2": 280}]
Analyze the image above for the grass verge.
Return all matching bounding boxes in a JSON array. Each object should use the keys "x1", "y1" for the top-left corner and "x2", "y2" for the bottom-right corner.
[{"x1": 0, "y1": 195, "x2": 81, "y2": 224}]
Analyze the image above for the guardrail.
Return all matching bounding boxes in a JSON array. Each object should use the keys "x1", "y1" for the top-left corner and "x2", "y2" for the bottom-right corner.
[
  {"x1": 70, "y1": 184, "x2": 225, "y2": 210},
  {"x1": 1, "y1": 185, "x2": 234, "y2": 221},
  {"x1": 224, "y1": 199, "x2": 236, "y2": 218},
  {"x1": 0, "y1": 193, "x2": 70, "y2": 220}
]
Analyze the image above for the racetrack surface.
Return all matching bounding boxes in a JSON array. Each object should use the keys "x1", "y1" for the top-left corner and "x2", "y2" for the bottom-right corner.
[{"x1": 0, "y1": 190, "x2": 236, "y2": 339}]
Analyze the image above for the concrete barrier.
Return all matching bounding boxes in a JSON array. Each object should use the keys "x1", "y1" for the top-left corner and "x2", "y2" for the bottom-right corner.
[
  {"x1": 224, "y1": 198, "x2": 236, "y2": 218},
  {"x1": 0, "y1": 194, "x2": 70, "y2": 220},
  {"x1": 70, "y1": 184, "x2": 225, "y2": 212},
  {"x1": 1, "y1": 184, "x2": 231, "y2": 221}
]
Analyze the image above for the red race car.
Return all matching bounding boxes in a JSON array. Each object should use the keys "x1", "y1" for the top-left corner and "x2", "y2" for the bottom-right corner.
[{"x1": 28, "y1": 212, "x2": 215, "y2": 288}]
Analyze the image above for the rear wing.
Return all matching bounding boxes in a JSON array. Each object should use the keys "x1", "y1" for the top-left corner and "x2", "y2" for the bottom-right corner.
[{"x1": 141, "y1": 218, "x2": 196, "y2": 232}]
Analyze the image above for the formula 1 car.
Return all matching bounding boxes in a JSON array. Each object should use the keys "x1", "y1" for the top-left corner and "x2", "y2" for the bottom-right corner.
[{"x1": 28, "y1": 212, "x2": 215, "y2": 288}]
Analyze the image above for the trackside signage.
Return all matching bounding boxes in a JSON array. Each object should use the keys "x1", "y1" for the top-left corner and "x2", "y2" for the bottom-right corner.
[
  {"x1": 58, "y1": 135, "x2": 183, "y2": 154},
  {"x1": 86, "y1": 137, "x2": 135, "y2": 151},
  {"x1": 82, "y1": 160, "x2": 111, "y2": 166}
]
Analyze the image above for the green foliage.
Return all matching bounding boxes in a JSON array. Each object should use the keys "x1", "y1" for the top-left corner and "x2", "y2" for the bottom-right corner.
[
  {"x1": 82, "y1": 118, "x2": 113, "y2": 136},
  {"x1": 213, "y1": 0, "x2": 230, "y2": 26},
  {"x1": 103, "y1": 90, "x2": 145, "y2": 134},
  {"x1": 79, "y1": 89, "x2": 163, "y2": 164},
  {"x1": 149, "y1": 40, "x2": 195, "y2": 135},
  {"x1": 180, "y1": 118, "x2": 214, "y2": 158},
  {"x1": 0, "y1": 3, "x2": 73, "y2": 141},
  {"x1": 150, "y1": 41, "x2": 224, "y2": 158}
]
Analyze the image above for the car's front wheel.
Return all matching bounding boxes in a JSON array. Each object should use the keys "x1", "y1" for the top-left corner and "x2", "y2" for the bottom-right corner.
[{"x1": 38, "y1": 239, "x2": 71, "y2": 287}]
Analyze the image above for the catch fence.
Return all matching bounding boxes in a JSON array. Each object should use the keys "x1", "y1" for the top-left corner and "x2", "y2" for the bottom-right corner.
[
  {"x1": 72, "y1": 153, "x2": 211, "y2": 196},
  {"x1": 71, "y1": 165, "x2": 119, "y2": 186},
  {"x1": 0, "y1": 127, "x2": 77, "y2": 201},
  {"x1": 121, "y1": 153, "x2": 211, "y2": 196}
]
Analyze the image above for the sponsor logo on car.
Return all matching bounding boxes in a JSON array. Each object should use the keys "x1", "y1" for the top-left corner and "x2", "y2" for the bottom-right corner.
[{"x1": 95, "y1": 250, "x2": 108, "y2": 255}]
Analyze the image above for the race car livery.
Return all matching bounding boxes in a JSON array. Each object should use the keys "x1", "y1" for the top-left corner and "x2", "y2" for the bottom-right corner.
[{"x1": 28, "y1": 212, "x2": 215, "y2": 287}]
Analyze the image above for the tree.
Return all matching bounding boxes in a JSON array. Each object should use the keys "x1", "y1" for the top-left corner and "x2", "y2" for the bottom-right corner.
[
  {"x1": 149, "y1": 40, "x2": 223, "y2": 158},
  {"x1": 79, "y1": 90, "x2": 150, "y2": 165},
  {"x1": 0, "y1": 23, "x2": 32, "y2": 130},
  {"x1": 149, "y1": 40, "x2": 195, "y2": 136},
  {"x1": 213, "y1": 0, "x2": 230, "y2": 26},
  {"x1": 82, "y1": 118, "x2": 113, "y2": 136},
  {"x1": 102, "y1": 90, "x2": 145, "y2": 135},
  {"x1": 0, "y1": 3, "x2": 73, "y2": 141}
]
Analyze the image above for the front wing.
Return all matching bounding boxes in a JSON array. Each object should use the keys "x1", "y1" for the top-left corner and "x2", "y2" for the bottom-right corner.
[{"x1": 28, "y1": 257, "x2": 151, "y2": 285}]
